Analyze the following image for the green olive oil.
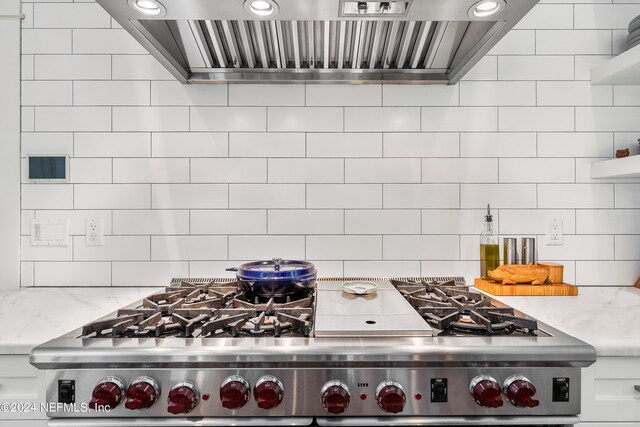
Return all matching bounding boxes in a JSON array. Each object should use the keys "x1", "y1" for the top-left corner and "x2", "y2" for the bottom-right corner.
[{"x1": 480, "y1": 204, "x2": 500, "y2": 279}]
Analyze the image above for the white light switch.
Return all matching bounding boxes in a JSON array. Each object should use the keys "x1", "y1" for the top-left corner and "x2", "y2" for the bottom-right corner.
[{"x1": 30, "y1": 218, "x2": 69, "y2": 247}]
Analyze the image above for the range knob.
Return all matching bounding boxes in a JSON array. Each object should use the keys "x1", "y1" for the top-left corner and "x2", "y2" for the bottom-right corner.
[
  {"x1": 503, "y1": 375, "x2": 539, "y2": 408},
  {"x1": 167, "y1": 382, "x2": 200, "y2": 414},
  {"x1": 220, "y1": 376, "x2": 250, "y2": 409},
  {"x1": 89, "y1": 377, "x2": 125, "y2": 410},
  {"x1": 125, "y1": 376, "x2": 160, "y2": 410},
  {"x1": 321, "y1": 381, "x2": 350, "y2": 414},
  {"x1": 254, "y1": 376, "x2": 284, "y2": 410},
  {"x1": 376, "y1": 380, "x2": 406, "y2": 414},
  {"x1": 470, "y1": 375, "x2": 503, "y2": 408}
]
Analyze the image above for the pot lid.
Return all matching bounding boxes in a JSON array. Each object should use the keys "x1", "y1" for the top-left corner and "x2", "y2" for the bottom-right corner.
[{"x1": 235, "y1": 258, "x2": 317, "y2": 282}]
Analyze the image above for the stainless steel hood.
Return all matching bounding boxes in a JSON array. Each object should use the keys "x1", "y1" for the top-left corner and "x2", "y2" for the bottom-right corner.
[{"x1": 96, "y1": 0, "x2": 538, "y2": 84}]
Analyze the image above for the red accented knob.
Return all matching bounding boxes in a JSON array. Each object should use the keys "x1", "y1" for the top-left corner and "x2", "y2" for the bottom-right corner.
[
  {"x1": 470, "y1": 375, "x2": 503, "y2": 408},
  {"x1": 321, "y1": 381, "x2": 350, "y2": 414},
  {"x1": 167, "y1": 382, "x2": 200, "y2": 414},
  {"x1": 89, "y1": 377, "x2": 125, "y2": 410},
  {"x1": 220, "y1": 376, "x2": 250, "y2": 409},
  {"x1": 504, "y1": 375, "x2": 539, "y2": 408},
  {"x1": 125, "y1": 377, "x2": 160, "y2": 410},
  {"x1": 254, "y1": 376, "x2": 284, "y2": 410},
  {"x1": 376, "y1": 381, "x2": 406, "y2": 414}
]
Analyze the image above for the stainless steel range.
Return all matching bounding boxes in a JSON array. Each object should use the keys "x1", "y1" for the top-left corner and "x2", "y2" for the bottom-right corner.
[{"x1": 30, "y1": 275, "x2": 596, "y2": 426}]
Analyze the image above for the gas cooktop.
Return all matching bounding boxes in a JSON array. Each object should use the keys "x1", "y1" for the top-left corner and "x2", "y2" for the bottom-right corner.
[{"x1": 31, "y1": 277, "x2": 596, "y2": 426}]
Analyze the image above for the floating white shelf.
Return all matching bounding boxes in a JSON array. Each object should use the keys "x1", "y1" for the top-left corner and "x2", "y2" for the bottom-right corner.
[
  {"x1": 591, "y1": 155, "x2": 640, "y2": 178},
  {"x1": 591, "y1": 44, "x2": 640, "y2": 85}
]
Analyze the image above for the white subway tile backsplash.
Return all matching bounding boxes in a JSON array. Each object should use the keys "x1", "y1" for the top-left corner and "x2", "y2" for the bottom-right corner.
[
  {"x1": 574, "y1": 55, "x2": 613, "y2": 81},
  {"x1": 499, "y1": 209, "x2": 576, "y2": 235},
  {"x1": 615, "y1": 184, "x2": 640, "y2": 208},
  {"x1": 34, "y1": 262, "x2": 111, "y2": 286},
  {"x1": 35, "y1": 106, "x2": 111, "y2": 131},
  {"x1": 151, "y1": 236, "x2": 227, "y2": 261},
  {"x1": 230, "y1": 236, "x2": 305, "y2": 259},
  {"x1": 74, "y1": 81, "x2": 150, "y2": 106},
  {"x1": 577, "y1": 210, "x2": 640, "y2": 234},
  {"x1": 462, "y1": 56, "x2": 497, "y2": 81},
  {"x1": 576, "y1": 107, "x2": 640, "y2": 131},
  {"x1": 113, "y1": 107, "x2": 188, "y2": 131},
  {"x1": 615, "y1": 133, "x2": 640, "y2": 156},
  {"x1": 35, "y1": 55, "x2": 111, "y2": 80},
  {"x1": 382, "y1": 85, "x2": 458, "y2": 107},
  {"x1": 461, "y1": 184, "x2": 537, "y2": 208},
  {"x1": 22, "y1": 55, "x2": 34, "y2": 80},
  {"x1": 460, "y1": 133, "x2": 536, "y2": 157},
  {"x1": 383, "y1": 133, "x2": 459, "y2": 157},
  {"x1": 307, "y1": 133, "x2": 382, "y2": 158},
  {"x1": 538, "y1": 235, "x2": 614, "y2": 260},
  {"x1": 35, "y1": 210, "x2": 112, "y2": 235},
  {"x1": 537, "y1": 81, "x2": 613, "y2": 106},
  {"x1": 230, "y1": 133, "x2": 305, "y2": 158},
  {"x1": 114, "y1": 158, "x2": 189, "y2": 183},
  {"x1": 346, "y1": 159, "x2": 421, "y2": 183},
  {"x1": 151, "y1": 81, "x2": 227, "y2": 106},
  {"x1": 153, "y1": 133, "x2": 228, "y2": 157},
  {"x1": 269, "y1": 107, "x2": 342, "y2": 132},
  {"x1": 192, "y1": 158, "x2": 267, "y2": 183},
  {"x1": 383, "y1": 235, "x2": 459, "y2": 260},
  {"x1": 73, "y1": 29, "x2": 147, "y2": 54},
  {"x1": 383, "y1": 184, "x2": 459, "y2": 209},
  {"x1": 346, "y1": 210, "x2": 421, "y2": 235},
  {"x1": 307, "y1": 184, "x2": 382, "y2": 209},
  {"x1": 308, "y1": 85, "x2": 382, "y2": 106},
  {"x1": 536, "y1": 30, "x2": 612, "y2": 54},
  {"x1": 498, "y1": 56, "x2": 574, "y2": 80},
  {"x1": 488, "y1": 30, "x2": 535, "y2": 55},
  {"x1": 420, "y1": 261, "x2": 479, "y2": 283},
  {"x1": 307, "y1": 236, "x2": 381, "y2": 260},
  {"x1": 346, "y1": 107, "x2": 420, "y2": 132},
  {"x1": 514, "y1": 4, "x2": 574, "y2": 29},
  {"x1": 191, "y1": 210, "x2": 266, "y2": 235},
  {"x1": 33, "y1": 3, "x2": 111, "y2": 28},
  {"x1": 22, "y1": 184, "x2": 73, "y2": 209},
  {"x1": 112, "y1": 210, "x2": 188, "y2": 235},
  {"x1": 500, "y1": 158, "x2": 575, "y2": 183},
  {"x1": 152, "y1": 184, "x2": 228, "y2": 209},
  {"x1": 191, "y1": 107, "x2": 266, "y2": 132},
  {"x1": 268, "y1": 210, "x2": 343, "y2": 235},
  {"x1": 269, "y1": 159, "x2": 344, "y2": 183},
  {"x1": 344, "y1": 261, "x2": 421, "y2": 277},
  {"x1": 22, "y1": 107, "x2": 34, "y2": 131},
  {"x1": 70, "y1": 158, "x2": 112, "y2": 183},
  {"x1": 537, "y1": 133, "x2": 613, "y2": 157},
  {"x1": 615, "y1": 235, "x2": 640, "y2": 260},
  {"x1": 75, "y1": 184, "x2": 150, "y2": 209},
  {"x1": 22, "y1": 132, "x2": 73, "y2": 156},
  {"x1": 460, "y1": 81, "x2": 536, "y2": 106},
  {"x1": 613, "y1": 86, "x2": 640, "y2": 106},
  {"x1": 21, "y1": 236, "x2": 72, "y2": 261},
  {"x1": 22, "y1": 81, "x2": 72, "y2": 106},
  {"x1": 422, "y1": 210, "x2": 496, "y2": 235},
  {"x1": 22, "y1": 29, "x2": 71, "y2": 54},
  {"x1": 499, "y1": 107, "x2": 574, "y2": 131},
  {"x1": 539, "y1": 184, "x2": 614, "y2": 208},
  {"x1": 75, "y1": 133, "x2": 150, "y2": 157},
  {"x1": 74, "y1": 236, "x2": 149, "y2": 261},
  {"x1": 576, "y1": 261, "x2": 639, "y2": 285},
  {"x1": 112, "y1": 262, "x2": 188, "y2": 286},
  {"x1": 230, "y1": 184, "x2": 306, "y2": 209},
  {"x1": 422, "y1": 158, "x2": 498, "y2": 183},
  {"x1": 112, "y1": 55, "x2": 174, "y2": 80},
  {"x1": 230, "y1": 84, "x2": 305, "y2": 106},
  {"x1": 421, "y1": 107, "x2": 497, "y2": 132},
  {"x1": 574, "y1": 4, "x2": 640, "y2": 29}
]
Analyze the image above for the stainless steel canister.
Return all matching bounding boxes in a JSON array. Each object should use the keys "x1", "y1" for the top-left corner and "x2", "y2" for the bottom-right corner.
[
  {"x1": 521, "y1": 237, "x2": 536, "y2": 264},
  {"x1": 503, "y1": 237, "x2": 517, "y2": 265}
]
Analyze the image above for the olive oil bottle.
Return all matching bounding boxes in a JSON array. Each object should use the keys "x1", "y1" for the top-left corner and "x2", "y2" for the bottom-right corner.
[{"x1": 480, "y1": 204, "x2": 499, "y2": 279}]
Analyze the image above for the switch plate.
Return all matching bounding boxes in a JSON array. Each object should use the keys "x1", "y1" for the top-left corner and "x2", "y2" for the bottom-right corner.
[
  {"x1": 552, "y1": 377, "x2": 570, "y2": 402},
  {"x1": 30, "y1": 218, "x2": 69, "y2": 246},
  {"x1": 85, "y1": 218, "x2": 103, "y2": 247},
  {"x1": 546, "y1": 216, "x2": 563, "y2": 246},
  {"x1": 430, "y1": 378, "x2": 448, "y2": 403},
  {"x1": 58, "y1": 380, "x2": 75, "y2": 404}
]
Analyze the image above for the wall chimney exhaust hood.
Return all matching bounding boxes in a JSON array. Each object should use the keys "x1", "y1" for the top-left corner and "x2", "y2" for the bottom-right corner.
[{"x1": 97, "y1": 0, "x2": 538, "y2": 84}]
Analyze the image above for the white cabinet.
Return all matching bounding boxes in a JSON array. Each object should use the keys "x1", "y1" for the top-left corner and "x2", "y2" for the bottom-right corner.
[
  {"x1": 0, "y1": 355, "x2": 47, "y2": 424},
  {"x1": 580, "y1": 357, "x2": 640, "y2": 423}
]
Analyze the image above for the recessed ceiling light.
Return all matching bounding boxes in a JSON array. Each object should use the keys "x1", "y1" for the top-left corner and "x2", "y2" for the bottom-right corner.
[
  {"x1": 244, "y1": 0, "x2": 279, "y2": 17},
  {"x1": 468, "y1": 0, "x2": 506, "y2": 18},
  {"x1": 128, "y1": 0, "x2": 166, "y2": 17}
]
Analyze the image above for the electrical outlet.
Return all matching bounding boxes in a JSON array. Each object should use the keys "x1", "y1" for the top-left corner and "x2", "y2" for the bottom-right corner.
[
  {"x1": 86, "y1": 218, "x2": 103, "y2": 247},
  {"x1": 547, "y1": 217, "x2": 563, "y2": 245}
]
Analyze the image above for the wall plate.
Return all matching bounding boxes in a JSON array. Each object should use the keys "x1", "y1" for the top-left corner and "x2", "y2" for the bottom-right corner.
[{"x1": 30, "y1": 218, "x2": 69, "y2": 247}]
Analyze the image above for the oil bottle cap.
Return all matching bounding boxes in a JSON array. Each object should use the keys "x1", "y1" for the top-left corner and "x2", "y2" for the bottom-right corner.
[{"x1": 485, "y1": 204, "x2": 493, "y2": 222}]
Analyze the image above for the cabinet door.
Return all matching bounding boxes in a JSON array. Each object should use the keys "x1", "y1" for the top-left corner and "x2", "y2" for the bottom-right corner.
[
  {"x1": 580, "y1": 357, "x2": 640, "y2": 422},
  {"x1": 0, "y1": 355, "x2": 47, "y2": 421}
]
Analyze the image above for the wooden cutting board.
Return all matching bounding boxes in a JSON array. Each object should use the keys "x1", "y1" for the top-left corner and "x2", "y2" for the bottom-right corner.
[{"x1": 474, "y1": 278, "x2": 578, "y2": 296}]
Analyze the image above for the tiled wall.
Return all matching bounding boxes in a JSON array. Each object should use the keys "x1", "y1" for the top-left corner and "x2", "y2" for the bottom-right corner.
[{"x1": 20, "y1": 0, "x2": 640, "y2": 287}]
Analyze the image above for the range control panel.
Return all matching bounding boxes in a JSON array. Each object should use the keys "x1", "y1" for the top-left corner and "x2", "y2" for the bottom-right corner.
[{"x1": 48, "y1": 367, "x2": 580, "y2": 418}]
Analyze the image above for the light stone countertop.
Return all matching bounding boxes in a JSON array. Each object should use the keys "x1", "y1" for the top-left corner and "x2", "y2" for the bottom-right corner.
[{"x1": 0, "y1": 286, "x2": 638, "y2": 357}]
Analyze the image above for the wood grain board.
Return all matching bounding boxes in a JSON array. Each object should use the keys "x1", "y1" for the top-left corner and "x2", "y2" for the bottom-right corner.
[{"x1": 474, "y1": 278, "x2": 578, "y2": 296}]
